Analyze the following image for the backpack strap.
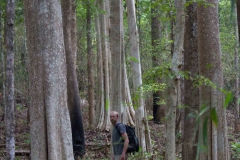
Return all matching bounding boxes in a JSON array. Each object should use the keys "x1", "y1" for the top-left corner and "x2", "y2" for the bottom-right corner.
[{"x1": 115, "y1": 123, "x2": 123, "y2": 136}]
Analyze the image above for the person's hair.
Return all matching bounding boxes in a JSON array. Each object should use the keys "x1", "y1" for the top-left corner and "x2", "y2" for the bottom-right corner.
[{"x1": 110, "y1": 111, "x2": 119, "y2": 117}]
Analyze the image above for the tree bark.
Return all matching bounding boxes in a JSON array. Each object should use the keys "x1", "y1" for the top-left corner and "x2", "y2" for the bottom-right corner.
[
  {"x1": 165, "y1": 0, "x2": 185, "y2": 159},
  {"x1": 109, "y1": 0, "x2": 124, "y2": 119},
  {"x1": 235, "y1": 0, "x2": 240, "y2": 132},
  {"x1": 126, "y1": 0, "x2": 152, "y2": 153},
  {"x1": 94, "y1": 4, "x2": 105, "y2": 128},
  {"x1": 61, "y1": 0, "x2": 85, "y2": 157},
  {"x1": 182, "y1": 2, "x2": 198, "y2": 160},
  {"x1": 24, "y1": 0, "x2": 74, "y2": 159},
  {"x1": 151, "y1": 0, "x2": 165, "y2": 124},
  {"x1": 5, "y1": 0, "x2": 15, "y2": 159},
  {"x1": 86, "y1": 0, "x2": 95, "y2": 128},
  {"x1": 198, "y1": 0, "x2": 229, "y2": 159},
  {"x1": 96, "y1": 0, "x2": 111, "y2": 131}
]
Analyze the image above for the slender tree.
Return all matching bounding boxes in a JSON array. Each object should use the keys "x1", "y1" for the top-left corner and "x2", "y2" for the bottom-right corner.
[
  {"x1": 165, "y1": 0, "x2": 185, "y2": 159},
  {"x1": 126, "y1": 0, "x2": 152, "y2": 153},
  {"x1": 5, "y1": 0, "x2": 15, "y2": 159},
  {"x1": 198, "y1": 0, "x2": 229, "y2": 159},
  {"x1": 182, "y1": 2, "x2": 198, "y2": 160},
  {"x1": 0, "y1": 4, "x2": 6, "y2": 123},
  {"x1": 86, "y1": 0, "x2": 95, "y2": 127},
  {"x1": 235, "y1": 0, "x2": 240, "y2": 132},
  {"x1": 151, "y1": 0, "x2": 165, "y2": 124},
  {"x1": 24, "y1": 0, "x2": 74, "y2": 159},
  {"x1": 61, "y1": 0, "x2": 85, "y2": 157}
]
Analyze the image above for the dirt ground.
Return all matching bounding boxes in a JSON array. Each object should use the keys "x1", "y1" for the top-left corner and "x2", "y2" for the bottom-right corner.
[{"x1": 0, "y1": 103, "x2": 239, "y2": 159}]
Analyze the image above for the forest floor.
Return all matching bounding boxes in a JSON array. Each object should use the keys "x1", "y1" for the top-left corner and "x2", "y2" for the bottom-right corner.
[{"x1": 0, "y1": 102, "x2": 239, "y2": 160}]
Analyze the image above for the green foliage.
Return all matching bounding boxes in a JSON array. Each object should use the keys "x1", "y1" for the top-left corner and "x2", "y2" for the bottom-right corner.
[
  {"x1": 196, "y1": 90, "x2": 234, "y2": 158},
  {"x1": 223, "y1": 91, "x2": 234, "y2": 108},
  {"x1": 231, "y1": 141, "x2": 240, "y2": 159}
]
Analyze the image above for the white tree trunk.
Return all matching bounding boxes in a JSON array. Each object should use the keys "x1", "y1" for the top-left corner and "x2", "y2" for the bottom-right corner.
[
  {"x1": 126, "y1": 0, "x2": 152, "y2": 153},
  {"x1": 95, "y1": 0, "x2": 111, "y2": 131},
  {"x1": 95, "y1": 7, "x2": 105, "y2": 129},
  {"x1": 24, "y1": 0, "x2": 74, "y2": 159}
]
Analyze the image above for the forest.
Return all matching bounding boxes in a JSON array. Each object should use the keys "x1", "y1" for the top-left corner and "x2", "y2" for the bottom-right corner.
[{"x1": 0, "y1": 0, "x2": 239, "y2": 159}]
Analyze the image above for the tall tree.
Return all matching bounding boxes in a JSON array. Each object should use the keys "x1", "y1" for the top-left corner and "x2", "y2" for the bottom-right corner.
[
  {"x1": 5, "y1": 0, "x2": 15, "y2": 159},
  {"x1": 0, "y1": 4, "x2": 6, "y2": 123},
  {"x1": 24, "y1": 0, "x2": 74, "y2": 159},
  {"x1": 109, "y1": 0, "x2": 124, "y2": 119},
  {"x1": 198, "y1": 0, "x2": 229, "y2": 159},
  {"x1": 165, "y1": 0, "x2": 185, "y2": 159},
  {"x1": 96, "y1": 0, "x2": 111, "y2": 131},
  {"x1": 61, "y1": 0, "x2": 85, "y2": 157},
  {"x1": 235, "y1": 0, "x2": 240, "y2": 132},
  {"x1": 86, "y1": 0, "x2": 95, "y2": 128},
  {"x1": 182, "y1": 2, "x2": 198, "y2": 160},
  {"x1": 126, "y1": 0, "x2": 152, "y2": 153},
  {"x1": 94, "y1": 1, "x2": 104, "y2": 128},
  {"x1": 151, "y1": 0, "x2": 165, "y2": 124}
]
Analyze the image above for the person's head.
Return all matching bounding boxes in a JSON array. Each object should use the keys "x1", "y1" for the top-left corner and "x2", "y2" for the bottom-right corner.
[{"x1": 110, "y1": 111, "x2": 119, "y2": 126}]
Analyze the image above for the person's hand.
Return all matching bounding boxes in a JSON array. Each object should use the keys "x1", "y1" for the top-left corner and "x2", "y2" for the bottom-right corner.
[{"x1": 120, "y1": 153, "x2": 126, "y2": 160}]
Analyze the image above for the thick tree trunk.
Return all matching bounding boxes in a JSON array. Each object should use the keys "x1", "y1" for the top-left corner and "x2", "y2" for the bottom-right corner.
[
  {"x1": 126, "y1": 0, "x2": 152, "y2": 153},
  {"x1": 24, "y1": 0, "x2": 74, "y2": 159},
  {"x1": 198, "y1": 0, "x2": 229, "y2": 159},
  {"x1": 165, "y1": 0, "x2": 185, "y2": 159},
  {"x1": 182, "y1": 2, "x2": 198, "y2": 160},
  {"x1": 109, "y1": 0, "x2": 124, "y2": 119},
  {"x1": 86, "y1": 0, "x2": 95, "y2": 128},
  {"x1": 61, "y1": 0, "x2": 85, "y2": 157},
  {"x1": 5, "y1": 0, "x2": 15, "y2": 159},
  {"x1": 96, "y1": 0, "x2": 111, "y2": 131},
  {"x1": 94, "y1": 6, "x2": 105, "y2": 128}
]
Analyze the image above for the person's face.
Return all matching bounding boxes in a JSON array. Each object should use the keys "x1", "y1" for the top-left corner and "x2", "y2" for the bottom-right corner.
[{"x1": 110, "y1": 113, "x2": 118, "y2": 125}]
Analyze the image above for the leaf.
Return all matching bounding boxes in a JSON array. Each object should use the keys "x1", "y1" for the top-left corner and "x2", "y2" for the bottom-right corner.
[
  {"x1": 210, "y1": 108, "x2": 218, "y2": 127},
  {"x1": 129, "y1": 56, "x2": 139, "y2": 63},
  {"x1": 203, "y1": 117, "x2": 209, "y2": 146},
  {"x1": 224, "y1": 92, "x2": 234, "y2": 108},
  {"x1": 198, "y1": 104, "x2": 209, "y2": 118},
  {"x1": 238, "y1": 98, "x2": 240, "y2": 105}
]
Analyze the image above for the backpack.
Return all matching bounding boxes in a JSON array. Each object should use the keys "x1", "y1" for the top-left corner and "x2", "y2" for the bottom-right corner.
[{"x1": 116, "y1": 123, "x2": 139, "y2": 153}]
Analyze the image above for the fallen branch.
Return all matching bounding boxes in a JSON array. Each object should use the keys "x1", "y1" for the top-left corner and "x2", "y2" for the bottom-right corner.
[{"x1": 0, "y1": 149, "x2": 30, "y2": 156}]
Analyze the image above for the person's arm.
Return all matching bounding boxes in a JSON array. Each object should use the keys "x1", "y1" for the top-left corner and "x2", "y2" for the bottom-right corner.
[{"x1": 121, "y1": 133, "x2": 129, "y2": 159}]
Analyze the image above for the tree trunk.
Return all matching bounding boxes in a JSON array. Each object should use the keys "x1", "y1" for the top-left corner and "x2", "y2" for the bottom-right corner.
[
  {"x1": 94, "y1": 4, "x2": 104, "y2": 128},
  {"x1": 198, "y1": 0, "x2": 229, "y2": 159},
  {"x1": 96, "y1": 0, "x2": 111, "y2": 131},
  {"x1": 109, "y1": 0, "x2": 124, "y2": 119},
  {"x1": 165, "y1": 0, "x2": 185, "y2": 159},
  {"x1": 24, "y1": 0, "x2": 74, "y2": 159},
  {"x1": 235, "y1": 0, "x2": 240, "y2": 132},
  {"x1": 61, "y1": 0, "x2": 85, "y2": 157},
  {"x1": 0, "y1": 4, "x2": 6, "y2": 123},
  {"x1": 151, "y1": 0, "x2": 165, "y2": 124},
  {"x1": 5, "y1": 0, "x2": 15, "y2": 159},
  {"x1": 182, "y1": 2, "x2": 198, "y2": 160},
  {"x1": 126, "y1": 0, "x2": 152, "y2": 153},
  {"x1": 86, "y1": 0, "x2": 95, "y2": 128}
]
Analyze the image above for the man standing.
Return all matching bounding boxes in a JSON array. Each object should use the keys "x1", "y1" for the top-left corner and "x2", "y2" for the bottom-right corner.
[{"x1": 110, "y1": 111, "x2": 129, "y2": 160}]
